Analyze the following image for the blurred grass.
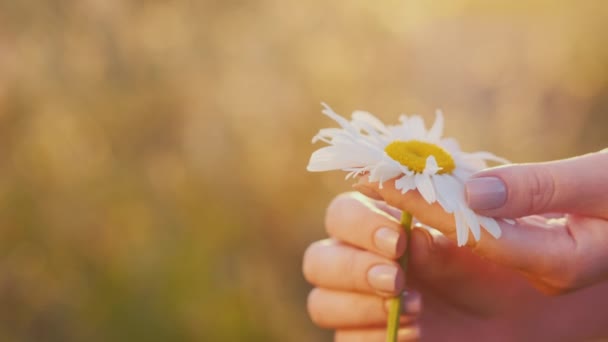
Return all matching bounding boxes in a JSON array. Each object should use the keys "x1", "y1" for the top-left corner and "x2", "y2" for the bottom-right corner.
[{"x1": 0, "y1": 0, "x2": 607, "y2": 341}]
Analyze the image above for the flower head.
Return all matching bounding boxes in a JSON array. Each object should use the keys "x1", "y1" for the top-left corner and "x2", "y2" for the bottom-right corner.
[{"x1": 307, "y1": 103, "x2": 509, "y2": 246}]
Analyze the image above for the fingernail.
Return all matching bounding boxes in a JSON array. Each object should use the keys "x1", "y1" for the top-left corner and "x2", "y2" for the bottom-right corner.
[
  {"x1": 374, "y1": 227, "x2": 404, "y2": 257},
  {"x1": 465, "y1": 177, "x2": 507, "y2": 210},
  {"x1": 384, "y1": 291, "x2": 422, "y2": 314},
  {"x1": 352, "y1": 183, "x2": 382, "y2": 200},
  {"x1": 367, "y1": 264, "x2": 403, "y2": 293},
  {"x1": 401, "y1": 291, "x2": 422, "y2": 314}
]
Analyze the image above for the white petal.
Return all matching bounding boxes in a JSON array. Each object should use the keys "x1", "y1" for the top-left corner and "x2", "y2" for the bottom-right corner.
[
  {"x1": 427, "y1": 109, "x2": 444, "y2": 141},
  {"x1": 395, "y1": 175, "x2": 417, "y2": 194},
  {"x1": 502, "y1": 218, "x2": 516, "y2": 225},
  {"x1": 468, "y1": 151, "x2": 510, "y2": 165},
  {"x1": 312, "y1": 128, "x2": 354, "y2": 144},
  {"x1": 398, "y1": 165, "x2": 414, "y2": 176},
  {"x1": 454, "y1": 210, "x2": 469, "y2": 247},
  {"x1": 350, "y1": 118, "x2": 389, "y2": 146},
  {"x1": 458, "y1": 151, "x2": 510, "y2": 172},
  {"x1": 352, "y1": 110, "x2": 390, "y2": 134},
  {"x1": 320, "y1": 103, "x2": 349, "y2": 127},
  {"x1": 463, "y1": 207, "x2": 481, "y2": 241},
  {"x1": 432, "y1": 175, "x2": 463, "y2": 213},
  {"x1": 368, "y1": 159, "x2": 403, "y2": 184},
  {"x1": 423, "y1": 155, "x2": 441, "y2": 175},
  {"x1": 344, "y1": 167, "x2": 370, "y2": 180},
  {"x1": 388, "y1": 116, "x2": 408, "y2": 140},
  {"x1": 452, "y1": 166, "x2": 473, "y2": 183},
  {"x1": 344, "y1": 170, "x2": 358, "y2": 180},
  {"x1": 406, "y1": 115, "x2": 426, "y2": 139},
  {"x1": 458, "y1": 156, "x2": 488, "y2": 171},
  {"x1": 439, "y1": 138, "x2": 461, "y2": 154},
  {"x1": 307, "y1": 145, "x2": 382, "y2": 172},
  {"x1": 432, "y1": 176, "x2": 455, "y2": 213},
  {"x1": 392, "y1": 114, "x2": 426, "y2": 140},
  {"x1": 397, "y1": 114, "x2": 409, "y2": 125},
  {"x1": 478, "y1": 216, "x2": 502, "y2": 239},
  {"x1": 415, "y1": 174, "x2": 436, "y2": 203},
  {"x1": 320, "y1": 103, "x2": 361, "y2": 137}
]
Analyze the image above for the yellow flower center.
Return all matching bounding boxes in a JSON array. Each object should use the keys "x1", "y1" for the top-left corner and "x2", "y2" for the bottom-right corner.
[{"x1": 384, "y1": 140, "x2": 455, "y2": 174}]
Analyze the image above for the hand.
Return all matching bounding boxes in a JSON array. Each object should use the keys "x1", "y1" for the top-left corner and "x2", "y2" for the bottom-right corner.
[
  {"x1": 355, "y1": 150, "x2": 608, "y2": 294},
  {"x1": 303, "y1": 192, "x2": 608, "y2": 341}
]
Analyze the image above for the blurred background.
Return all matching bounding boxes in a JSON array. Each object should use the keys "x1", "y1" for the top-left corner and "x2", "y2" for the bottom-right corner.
[{"x1": 0, "y1": 0, "x2": 607, "y2": 341}]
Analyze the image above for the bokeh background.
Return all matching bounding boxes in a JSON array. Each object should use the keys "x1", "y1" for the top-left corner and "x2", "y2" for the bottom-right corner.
[{"x1": 0, "y1": 0, "x2": 607, "y2": 341}]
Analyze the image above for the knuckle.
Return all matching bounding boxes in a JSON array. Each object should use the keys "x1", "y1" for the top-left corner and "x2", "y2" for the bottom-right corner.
[
  {"x1": 530, "y1": 234, "x2": 589, "y2": 295},
  {"x1": 544, "y1": 286, "x2": 573, "y2": 296},
  {"x1": 539, "y1": 258, "x2": 586, "y2": 295},
  {"x1": 552, "y1": 265, "x2": 588, "y2": 293},
  {"x1": 526, "y1": 165, "x2": 556, "y2": 213},
  {"x1": 345, "y1": 248, "x2": 364, "y2": 290},
  {"x1": 347, "y1": 249, "x2": 383, "y2": 292},
  {"x1": 442, "y1": 227, "x2": 459, "y2": 246},
  {"x1": 542, "y1": 277, "x2": 580, "y2": 295}
]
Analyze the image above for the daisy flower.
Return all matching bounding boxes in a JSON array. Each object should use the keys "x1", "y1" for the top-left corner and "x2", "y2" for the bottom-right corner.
[{"x1": 307, "y1": 103, "x2": 509, "y2": 246}]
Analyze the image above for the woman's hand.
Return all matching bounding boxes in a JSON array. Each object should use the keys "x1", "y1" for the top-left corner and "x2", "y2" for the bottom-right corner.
[
  {"x1": 303, "y1": 192, "x2": 421, "y2": 341},
  {"x1": 303, "y1": 191, "x2": 608, "y2": 341},
  {"x1": 303, "y1": 151, "x2": 608, "y2": 340},
  {"x1": 355, "y1": 150, "x2": 608, "y2": 294}
]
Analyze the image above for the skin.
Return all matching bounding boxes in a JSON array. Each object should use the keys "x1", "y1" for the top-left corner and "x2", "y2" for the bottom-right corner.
[{"x1": 303, "y1": 151, "x2": 608, "y2": 341}]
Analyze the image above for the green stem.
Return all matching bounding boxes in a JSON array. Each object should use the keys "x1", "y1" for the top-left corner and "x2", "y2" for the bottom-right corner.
[{"x1": 386, "y1": 211, "x2": 412, "y2": 342}]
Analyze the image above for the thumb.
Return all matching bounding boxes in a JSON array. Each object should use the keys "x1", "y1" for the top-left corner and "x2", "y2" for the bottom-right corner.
[{"x1": 465, "y1": 151, "x2": 608, "y2": 219}]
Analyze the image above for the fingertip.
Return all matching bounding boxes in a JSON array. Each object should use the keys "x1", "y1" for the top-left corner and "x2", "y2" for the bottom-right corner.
[
  {"x1": 367, "y1": 264, "x2": 406, "y2": 295},
  {"x1": 374, "y1": 227, "x2": 407, "y2": 259},
  {"x1": 356, "y1": 177, "x2": 462, "y2": 243},
  {"x1": 355, "y1": 176, "x2": 416, "y2": 212},
  {"x1": 409, "y1": 226, "x2": 462, "y2": 278},
  {"x1": 409, "y1": 228, "x2": 434, "y2": 265},
  {"x1": 306, "y1": 288, "x2": 324, "y2": 327},
  {"x1": 396, "y1": 229, "x2": 407, "y2": 259},
  {"x1": 382, "y1": 291, "x2": 422, "y2": 315},
  {"x1": 464, "y1": 176, "x2": 508, "y2": 211},
  {"x1": 302, "y1": 240, "x2": 320, "y2": 284},
  {"x1": 402, "y1": 291, "x2": 422, "y2": 315},
  {"x1": 302, "y1": 239, "x2": 336, "y2": 285},
  {"x1": 352, "y1": 183, "x2": 383, "y2": 201}
]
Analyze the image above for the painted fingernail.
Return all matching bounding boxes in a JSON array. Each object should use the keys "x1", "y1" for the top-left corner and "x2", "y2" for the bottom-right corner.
[
  {"x1": 383, "y1": 291, "x2": 422, "y2": 315},
  {"x1": 401, "y1": 291, "x2": 422, "y2": 314},
  {"x1": 465, "y1": 177, "x2": 507, "y2": 210},
  {"x1": 374, "y1": 227, "x2": 404, "y2": 257},
  {"x1": 367, "y1": 264, "x2": 403, "y2": 293},
  {"x1": 352, "y1": 183, "x2": 382, "y2": 200}
]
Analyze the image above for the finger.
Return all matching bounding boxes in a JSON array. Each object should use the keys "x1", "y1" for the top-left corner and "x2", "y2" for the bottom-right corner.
[
  {"x1": 407, "y1": 227, "x2": 537, "y2": 315},
  {"x1": 355, "y1": 176, "x2": 474, "y2": 244},
  {"x1": 465, "y1": 152, "x2": 608, "y2": 219},
  {"x1": 307, "y1": 288, "x2": 420, "y2": 329},
  {"x1": 326, "y1": 192, "x2": 406, "y2": 259},
  {"x1": 546, "y1": 214, "x2": 608, "y2": 292},
  {"x1": 354, "y1": 177, "x2": 578, "y2": 281},
  {"x1": 335, "y1": 326, "x2": 420, "y2": 342},
  {"x1": 355, "y1": 167, "x2": 608, "y2": 292},
  {"x1": 303, "y1": 239, "x2": 405, "y2": 296}
]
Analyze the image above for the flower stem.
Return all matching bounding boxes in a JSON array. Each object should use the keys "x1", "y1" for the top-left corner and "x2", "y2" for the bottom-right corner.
[{"x1": 386, "y1": 211, "x2": 412, "y2": 342}]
